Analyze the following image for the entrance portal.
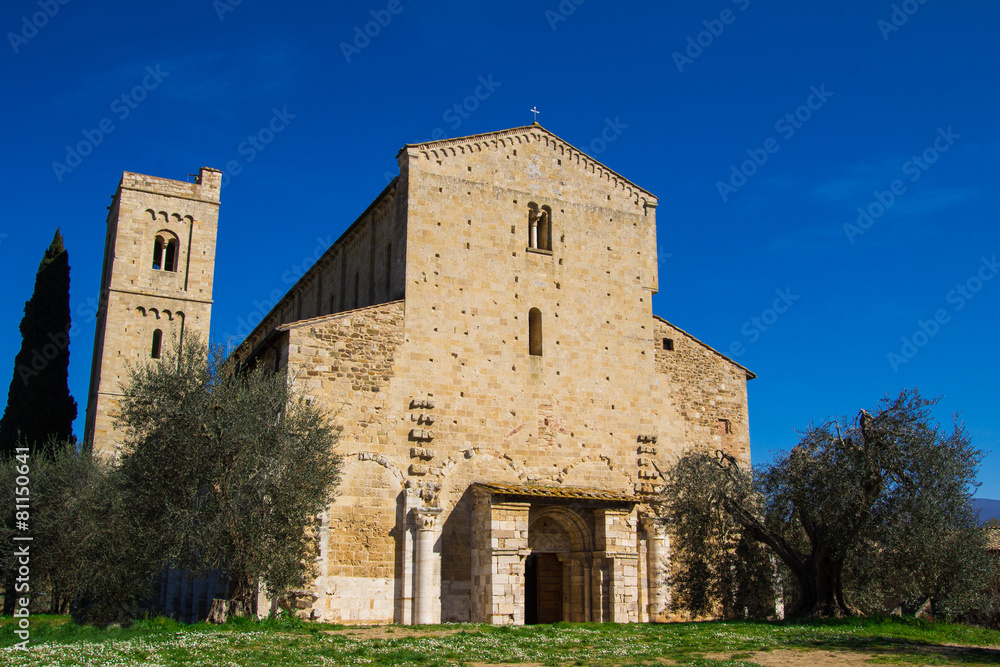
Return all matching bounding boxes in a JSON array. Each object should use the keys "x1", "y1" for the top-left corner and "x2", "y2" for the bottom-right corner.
[
  {"x1": 525, "y1": 552, "x2": 563, "y2": 624},
  {"x1": 470, "y1": 484, "x2": 640, "y2": 625}
]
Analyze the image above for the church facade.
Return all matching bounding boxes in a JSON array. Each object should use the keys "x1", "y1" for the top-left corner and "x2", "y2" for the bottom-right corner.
[{"x1": 86, "y1": 125, "x2": 753, "y2": 625}]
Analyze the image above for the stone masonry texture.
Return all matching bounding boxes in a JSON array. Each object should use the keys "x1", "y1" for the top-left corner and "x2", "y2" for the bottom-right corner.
[{"x1": 89, "y1": 126, "x2": 753, "y2": 624}]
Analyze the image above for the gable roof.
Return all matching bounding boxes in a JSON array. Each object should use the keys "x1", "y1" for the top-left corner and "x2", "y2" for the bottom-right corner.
[
  {"x1": 276, "y1": 300, "x2": 404, "y2": 332},
  {"x1": 400, "y1": 123, "x2": 658, "y2": 208},
  {"x1": 654, "y1": 315, "x2": 756, "y2": 380}
]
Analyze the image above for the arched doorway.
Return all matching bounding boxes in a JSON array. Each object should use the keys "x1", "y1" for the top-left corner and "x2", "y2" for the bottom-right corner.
[
  {"x1": 525, "y1": 552, "x2": 563, "y2": 624},
  {"x1": 526, "y1": 507, "x2": 591, "y2": 624}
]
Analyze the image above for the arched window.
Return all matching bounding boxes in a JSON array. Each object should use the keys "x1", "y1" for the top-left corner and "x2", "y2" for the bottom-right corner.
[
  {"x1": 538, "y1": 205, "x2": 552, "y2": 251},
  {"x1": 151, "y1": 329, "x2": 163, "y2": 359},
  {"x1": 527, "y1": 204, "x2": 552, "y2": 251},
  {"x1": 152, "y1": 236, "x2": 164, "y2": 270},
  {"x1": 152, "y1": 231, "x2": 180, "y2": 271},
  {"x1": 164, "y1": 237, "x2": 178, "y2": 271},
  {"x1": 529, "y1": 308, "x2": 542, "y2": 356}
]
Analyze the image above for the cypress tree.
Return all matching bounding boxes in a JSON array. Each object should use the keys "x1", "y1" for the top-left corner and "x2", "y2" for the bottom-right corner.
[{"x1": 0, "y1": 229, "x2": 78, "y2": 457}]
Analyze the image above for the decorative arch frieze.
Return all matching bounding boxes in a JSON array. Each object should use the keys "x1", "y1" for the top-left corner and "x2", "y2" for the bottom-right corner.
[
  {"x1": 145, "y1": 209, "x2": 194, "y2": 226},
  {"x1": 439, "y1": 447, "x2": 529, "y2": 482},
  {"x1": 352, "y1": 451, "x2": 407, "y2": 488},
  {"x1": 556, "y1": 454, "x2": 635, "y2": 486},
  {"x1": 409, "y1": 127, "x2": 655, "y2": 210}
]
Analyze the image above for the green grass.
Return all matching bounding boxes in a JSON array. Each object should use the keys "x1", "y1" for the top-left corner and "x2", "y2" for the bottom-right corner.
[{"x1": 0, "y1": 614, "x2": 998, "y2": 666}]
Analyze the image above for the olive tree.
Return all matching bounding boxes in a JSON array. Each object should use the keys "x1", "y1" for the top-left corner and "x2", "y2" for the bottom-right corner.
[
  {"x1": 0, "y1": 440, "x2": 111, "y2": 615},
  {"x1": 662, "y1": 389, "x2": 994, "y2": 619},
  {"x1": 72, "y1": 339, "x2": 340, "y2": 623}
]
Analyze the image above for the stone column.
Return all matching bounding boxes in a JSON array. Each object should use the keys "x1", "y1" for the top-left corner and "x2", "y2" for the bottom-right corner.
[
  {"x1": 470, "y1": 492, "x2": 530, "y2": 625},
  {"x1": 413, "y1": 507, "x2": 442, "y2": 625},
  {"x1": 641, "y1": 516, "x2": 670, "y2": 621},
  {"x1": 595, "y1": 508, "x2": 640, "y2": 623}
]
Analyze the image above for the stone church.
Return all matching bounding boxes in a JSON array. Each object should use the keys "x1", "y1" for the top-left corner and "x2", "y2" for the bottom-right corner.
[{"x1": 84, "y1": 124, "x2": 753, "y2": 625}]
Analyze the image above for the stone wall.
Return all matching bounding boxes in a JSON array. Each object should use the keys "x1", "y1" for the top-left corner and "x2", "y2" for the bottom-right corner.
[
  {"x1": 281, "y1": 301, "x2": 406, "y2": 622},
  {"x1": 233, "y1": 182, "x2": 406, "y2": 367},
  {"x1": 85, "y1": 167, "x2": 220, "y2": 456},
  {"x1": 652, "y1": 317, "x2": 753, "y2": 465},
  {"x1": 471, "y1": 495, "x2": 530, "y2": 624},
  {"x1": 397, "y1": 127, "x2": 663, "y2": 494},
  {"x1": 233, "y1": 125, "x2": 754, "y2": 624}
]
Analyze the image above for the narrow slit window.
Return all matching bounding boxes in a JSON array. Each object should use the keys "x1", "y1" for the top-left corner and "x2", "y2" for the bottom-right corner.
[
  {"x1": 152, "y1": 236, "x2": 164, "y2": 270},
  {"x1": 662, "y1": 338, "x2": 674, "y2": 351},
  {"x1": 529, "y1": 308, "x2": 542, "y2": 356},
  {"x1": 717, "y1": 419, "x2": 731, "y2": 436},
  {"x1": 151, "y1": 329, "x2": 163, "y2": 359},
  {"x1": 385, "y1": 242, "x2": 392, "y2": 299}
]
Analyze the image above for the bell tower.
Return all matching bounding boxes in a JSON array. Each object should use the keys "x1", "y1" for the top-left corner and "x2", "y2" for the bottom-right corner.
[{"x1": 84, "y1": 166, "x2": 221, "y2": 457}]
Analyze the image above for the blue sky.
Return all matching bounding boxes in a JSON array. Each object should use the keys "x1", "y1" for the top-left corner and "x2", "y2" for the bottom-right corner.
[{"x1": 2, "y1": 0, "x2": 998, "y2": 498}]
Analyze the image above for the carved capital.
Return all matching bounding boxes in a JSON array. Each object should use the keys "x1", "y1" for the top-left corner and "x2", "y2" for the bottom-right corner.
[
  {"x1": 413, "y1": 508, "x2": 442, "y2": 531},
  {"x1": 639, "y1": 514, "x2": 668, "y2": 538}
]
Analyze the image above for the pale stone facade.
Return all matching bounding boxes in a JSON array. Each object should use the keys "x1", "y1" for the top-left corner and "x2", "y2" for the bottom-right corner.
[
  {"x1": 84, "y1": 167, "x2": 221, "y2": 456},
  {"x1": 231, "y1": 125, "x2": 754, "y2": 624},
  {"x1": 87, "y1": 125, "x2": 753, "y2": 624}
]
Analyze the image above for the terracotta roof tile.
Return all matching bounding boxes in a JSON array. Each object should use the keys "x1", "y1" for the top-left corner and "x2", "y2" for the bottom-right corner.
[{"x1": 474, "y1": 482, "x2": 637, "y2": 503}]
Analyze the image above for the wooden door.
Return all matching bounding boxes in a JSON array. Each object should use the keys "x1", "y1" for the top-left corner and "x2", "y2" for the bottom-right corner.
[{"x1": 535, "y1": 553, "x2": 563, "y2": 623}]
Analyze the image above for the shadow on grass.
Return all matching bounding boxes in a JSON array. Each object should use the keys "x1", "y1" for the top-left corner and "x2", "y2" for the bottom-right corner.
[
  {"x1": 800, "y1": 639, "x2": 1000, "y2": 665},
  {"x1": 765, "y1": 617, "x2": 1000, "y2": 665}
]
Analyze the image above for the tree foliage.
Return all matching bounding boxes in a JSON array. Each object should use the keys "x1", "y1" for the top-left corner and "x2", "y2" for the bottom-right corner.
[
  {"x1": 662, "y1": 452, "x2": 776, "y2": 619},
  {"x1": 662, "y1": 389, "x2": 995, "y2": 619},
  {"x1": 0, "y1": 440, "x2": 111, "y2": 615},
  {"x1": 99, "y1": 339, "x2": 342, "y2": 620},
  {"x1": 5, "y1": 339, "x2": 342, "y2": 625},
  {"x1": 0, "y1": 229, "x2": 78, "y2": 457}
]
